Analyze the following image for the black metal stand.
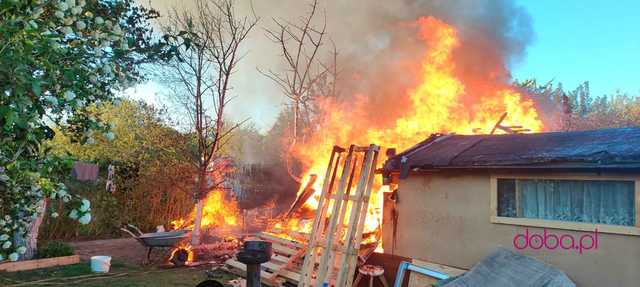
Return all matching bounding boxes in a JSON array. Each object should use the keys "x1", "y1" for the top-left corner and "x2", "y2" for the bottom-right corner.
[{"x1": 236, "y1": 240, "x2": 273, "y2": 287}]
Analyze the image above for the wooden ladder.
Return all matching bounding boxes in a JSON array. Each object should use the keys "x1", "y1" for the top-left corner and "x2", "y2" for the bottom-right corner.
[{"x1": 298, "y1": 144, "x2": 380, "y2": 287}]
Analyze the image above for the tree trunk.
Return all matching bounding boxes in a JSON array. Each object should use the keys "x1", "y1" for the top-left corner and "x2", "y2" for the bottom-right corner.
[
  {"x1": 191, "y1": 199, "x2": 204, "y2": 245},
  {"x1": 19, "y1": 198, "x2": 48, "y2": 260},
  {"x1": 292, "y1": 99, "x2": 299, "y2": 144},
  {"x1": 191, "y1": 166, "x2": 207, "y2": 245}
]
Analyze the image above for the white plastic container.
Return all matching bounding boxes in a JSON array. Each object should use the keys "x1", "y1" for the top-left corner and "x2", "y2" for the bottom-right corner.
[{"x1": 90, "y1": 255, "x2": 112, "y2": 273}]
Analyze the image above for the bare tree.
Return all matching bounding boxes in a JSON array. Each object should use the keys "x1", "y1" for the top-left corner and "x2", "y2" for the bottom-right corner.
[
  {"x1": 263, "y1": 0, "x2": 331, "y2": 142},
  {"x1": 261, "y1": 0, "x2": 338, "y2": 181},
  {"x1": 162, "y1": 0, "x2": 256, "y2": 245}
]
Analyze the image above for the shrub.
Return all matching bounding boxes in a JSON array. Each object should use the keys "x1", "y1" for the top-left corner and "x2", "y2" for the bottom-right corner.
[{"x1": 37, "y1": 241, "x2": 74, "y2": 259}]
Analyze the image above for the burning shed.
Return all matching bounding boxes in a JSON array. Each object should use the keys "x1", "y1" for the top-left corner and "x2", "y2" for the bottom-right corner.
[{"x1": 381, "y1": 127, "x2": 640, "y2": 287}]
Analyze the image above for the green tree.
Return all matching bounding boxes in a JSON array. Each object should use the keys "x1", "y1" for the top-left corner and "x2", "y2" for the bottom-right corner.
[
  {"x1": 517, "y1": 79, "x2": 640, "y2": 131},
  {"x1": 0, "y1": 0, "x2": 181, "y2": 261},
  {"x1": 45, "y1": 99, "x2": 195, "y2": 239}
]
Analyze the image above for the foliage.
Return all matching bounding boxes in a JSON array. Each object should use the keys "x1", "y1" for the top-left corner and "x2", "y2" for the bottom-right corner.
[
  {"x1": 43, "y1": 99, "x2": 195, "y2": 239},
  {"x1": 0, "y1": 0, "x2": 182, "y2": 261},
  {"x1": 37, "y1": 240, "x2": 73, "y2": 258},
  {"x1": 517, "y1": 79, "x2": 640, "y2": 131}
]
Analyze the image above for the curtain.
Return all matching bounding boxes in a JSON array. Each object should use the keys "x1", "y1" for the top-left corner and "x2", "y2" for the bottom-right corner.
[{"x1": 518, "y1": 179, "x2": 635, "y2": 226}]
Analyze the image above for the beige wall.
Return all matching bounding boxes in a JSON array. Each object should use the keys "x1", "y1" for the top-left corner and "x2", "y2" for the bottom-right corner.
[{"x1": 384, "y1": 173, "x2": 640, "y2": 287}]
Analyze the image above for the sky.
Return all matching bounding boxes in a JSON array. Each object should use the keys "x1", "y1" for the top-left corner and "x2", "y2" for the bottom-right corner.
[
  {"x1": 126, "y1": 0, "x2": 640, "y2": 133},
  {"x1": 512, "y1": 0, "x2": 640, "y2": 97}
]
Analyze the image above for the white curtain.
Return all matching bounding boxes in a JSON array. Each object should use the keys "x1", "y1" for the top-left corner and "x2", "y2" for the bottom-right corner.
[{"x1": 518, "y1": 179, "x2": 635, "y2": 226}]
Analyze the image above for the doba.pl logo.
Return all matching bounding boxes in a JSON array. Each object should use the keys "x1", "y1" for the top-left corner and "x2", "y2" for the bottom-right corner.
[{"x1": 513, "y1": 228, "x2": 599, "y2": 254}]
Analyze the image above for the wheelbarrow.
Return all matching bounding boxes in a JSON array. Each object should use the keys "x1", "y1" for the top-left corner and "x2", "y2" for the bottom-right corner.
[{"x1": 120, "y1": 224, "x2": 191, "y2": 264}]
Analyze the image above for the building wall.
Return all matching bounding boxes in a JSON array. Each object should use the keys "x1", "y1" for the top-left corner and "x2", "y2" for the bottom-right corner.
[{"x1": 385, "y1": 173, "x2": 640, "y2": 287}]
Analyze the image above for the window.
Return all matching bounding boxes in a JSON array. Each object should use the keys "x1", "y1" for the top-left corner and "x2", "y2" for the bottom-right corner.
[{"x1": 496, "y1": 178, "x2": 636, "y2": 227}]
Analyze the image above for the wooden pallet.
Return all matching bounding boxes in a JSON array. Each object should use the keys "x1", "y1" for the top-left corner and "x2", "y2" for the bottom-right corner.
[
  {"x1": 298, "y1": 144, "x2": 380, "y2": 287},
  {"x1": 225, "y1": 232, "x2": 307, "y2": 286},
  {"x1": 225, "y1": 144, "x2": 380, "y2": 287}
]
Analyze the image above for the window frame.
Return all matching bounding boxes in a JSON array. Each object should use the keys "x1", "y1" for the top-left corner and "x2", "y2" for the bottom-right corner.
[{"x1": 490, "y1": 174, "x2": 640, "y2": 236}]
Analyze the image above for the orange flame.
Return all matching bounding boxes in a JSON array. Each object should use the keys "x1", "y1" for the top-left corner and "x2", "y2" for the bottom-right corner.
[
  {"x1": 171, "y1": 189, "x2": 239, "y2": 231},
  {"x1": 280, "y1": 17, "x2": 544, "y2": 250},
  {"x1": 170, "y1": 157, "x2": 240, "y2": 232},
  {"x1": 169, "y1": 243, "x2": 194, "y2": 265}
]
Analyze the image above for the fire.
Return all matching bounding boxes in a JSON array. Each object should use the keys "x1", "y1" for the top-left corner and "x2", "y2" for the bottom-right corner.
[
  {"x1": 169, "y1": 243, "x2": 194, "y2": 266},
  {"x1": 171, "y1": 189, "x2": 239, "y2": 230},
  {"x1": 280, "y1": 17, "x2": 544, "y2": 250}
]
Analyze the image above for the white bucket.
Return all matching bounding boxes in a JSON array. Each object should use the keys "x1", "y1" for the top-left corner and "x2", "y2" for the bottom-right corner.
[{"x1": 90, "y1": 255, "x2": 112, "y2": 273}]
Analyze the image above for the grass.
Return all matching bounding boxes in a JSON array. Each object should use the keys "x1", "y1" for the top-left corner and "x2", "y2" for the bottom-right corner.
[{"x1": 0, "y1": 260, "x2": 239, "y2": 287}]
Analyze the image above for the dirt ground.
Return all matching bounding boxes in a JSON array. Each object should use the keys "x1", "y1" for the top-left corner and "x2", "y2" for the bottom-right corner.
[{"x1": 69, "y1": 238, "x2": 173, "y2": 266}]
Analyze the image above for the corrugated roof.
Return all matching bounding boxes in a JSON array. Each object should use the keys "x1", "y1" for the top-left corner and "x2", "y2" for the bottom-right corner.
[{"x1": 383, "y1": 127, "x2": 640, "y2": 176}]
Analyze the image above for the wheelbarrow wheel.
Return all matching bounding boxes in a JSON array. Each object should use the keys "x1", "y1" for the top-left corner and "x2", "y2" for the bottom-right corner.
[
  {"x1": 196, "y1": 280, "x2": 224, "y2": 287},
  {"x1": 170, "y1": 248, "x2": 190, "y2": 267}
]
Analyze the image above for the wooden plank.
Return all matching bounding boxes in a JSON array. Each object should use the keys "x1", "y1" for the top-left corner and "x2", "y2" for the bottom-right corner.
[
  {"x1": 287, "y1": 231, "x2": 311, "y2": 242},
  {"x1": 337, "y1": 146, "x2": 378, "y2": 287},
  {"x1": 0, "y1": 255, "x2": 80, "y2": 272},
  {"x1": 263, "y1": 262, "x2": 302, "y2": 281},
  {"x1": 267, "y1": 229, "x2": 310, "y2": 242},
  {"x1": 299, "y1": 144, "x2": 380, "y2": 287},
  {"x1": 272, "y1": 243, "x2": 299, "y2": 256},
  {"x1": 408, "y1": 259, "x2": 466, "y2": 286},
  {"x1": 226, "y1": 258, "x2": 301, "y2": 284},
  {"x1": 313, "y1": 146, "x2": 356, "y2": 286},
  {"x1": 225, "y1": 232, "x2": 306, "y2": 286},
  {"x1": 271, "y1": 254, "x2": 291, "y2": 264},
  {"x1": 258, "y1": 232, "x2": 306, "y2": 249},
  {"x1": 299, "y1": 146, "x2": 345, "y2": 287},
  {"x1": 225, "y1": 260, "x2": 279, "y2": 287},
  {"x1": 328, "y1": 194, "x2": 369, "y2": 202},
  {"x1": 268, "y1": 247, "x2": 306, "y2": 282}
]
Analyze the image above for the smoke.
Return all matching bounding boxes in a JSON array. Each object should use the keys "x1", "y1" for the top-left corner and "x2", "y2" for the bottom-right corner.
[
  {"x1": 246, "y1": 0, "x2": 535, "y2": 128},
  {"x1": 144, "y1": 0, "x2": 535, "y2": 131}
]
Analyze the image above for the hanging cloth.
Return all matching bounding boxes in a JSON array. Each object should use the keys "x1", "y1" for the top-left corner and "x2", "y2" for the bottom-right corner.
[
  {"x1": 71, "y1": 162, "x2": 99, "y2": 181},
  {"x1": 105, "y1": 164, "x2": 116, "y2": 193}
]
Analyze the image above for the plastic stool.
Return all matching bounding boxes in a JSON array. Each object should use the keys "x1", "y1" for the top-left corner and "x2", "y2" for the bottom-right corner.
[{"x1": 353, "y1": 264, "x2": 390, "y2": 287}]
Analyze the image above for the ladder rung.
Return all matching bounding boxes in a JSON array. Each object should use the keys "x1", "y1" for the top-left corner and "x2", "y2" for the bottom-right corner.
[{"x1": 328, "y1": 194, "x2": 369, "y2": 202}]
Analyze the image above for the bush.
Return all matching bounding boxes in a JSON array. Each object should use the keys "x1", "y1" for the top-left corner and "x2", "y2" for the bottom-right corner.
[
  {"x1": 40, "y1": 100, "x2": 196, "y2": 241},
  {"x1": 37, "y1": 241, "x2": 74, "y2": 259}
]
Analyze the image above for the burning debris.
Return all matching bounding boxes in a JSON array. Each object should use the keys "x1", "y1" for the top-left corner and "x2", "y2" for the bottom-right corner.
[
  {"x1": 297, "y1": 144, "x2": 381, "y2": 287},
  {"x1": 269, "y1": 16, "x2": 543, "y2": 253},
  {"x1": 224, "y1": 144, "x2": 382, "y2": 286},
  {"x1": 167, "y1": 13, "x2": 544, "y2": 279},
  {"x1": 152, "y1": 9, "x2": 544, "y2": 284},
  {"x1": 170, "y1": 189, "x2": 240, "y2": 232}
]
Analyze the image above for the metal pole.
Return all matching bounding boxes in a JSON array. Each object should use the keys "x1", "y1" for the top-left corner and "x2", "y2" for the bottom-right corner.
[{"x1": 246, "y1": 263, "x2": 261, "y2": 287}]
